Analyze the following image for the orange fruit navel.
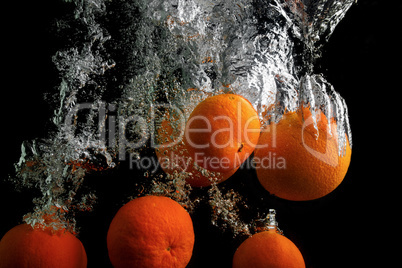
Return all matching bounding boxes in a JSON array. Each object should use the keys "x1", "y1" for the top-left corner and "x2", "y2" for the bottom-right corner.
[{"x1": 107, "y1": 195, "x2": 195, "y2": 268}]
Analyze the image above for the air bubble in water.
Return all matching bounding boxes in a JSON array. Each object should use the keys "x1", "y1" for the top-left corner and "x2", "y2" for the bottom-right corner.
[{"x1": 10, "y1": 0, "x2": 355, "y2": 237}]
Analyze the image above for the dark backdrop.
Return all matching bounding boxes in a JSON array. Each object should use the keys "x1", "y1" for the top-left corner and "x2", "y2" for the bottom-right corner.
[{"x1": 1, "y1": 1, "x2": 395, "y2": 267}]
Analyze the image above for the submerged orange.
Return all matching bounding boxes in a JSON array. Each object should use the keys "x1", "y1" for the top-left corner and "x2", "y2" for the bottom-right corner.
[
  {"x1": 184, "y1": 94, "x2": 260, "y2": 173},
  {"x1": 254, "y1": 108, "x2": 351, "y2": 201},
  {"x1": 107, "y1": 195, "x2": 195, "y2": 268},
  {"x1": 155, "y1": 109, "x2": 239, "y2": 187},
  {"x1": 0, "y1": 224, "x2": 87, "y2": 268},
  {"x1": 233, "y1": 230, "x2": 305, "y2": 268}
]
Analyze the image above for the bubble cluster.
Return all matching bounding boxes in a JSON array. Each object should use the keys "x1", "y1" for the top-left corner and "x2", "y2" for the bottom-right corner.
[
  {"x1": 11, "y1": 0, "x2": 355, "y2": 236},
  {"x1": 208, "y1": 184, "x2": 251, "y2": 237}
]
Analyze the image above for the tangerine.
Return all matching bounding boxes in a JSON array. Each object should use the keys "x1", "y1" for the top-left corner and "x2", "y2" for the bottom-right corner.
[
  {"x1": 107, "y1": 195, "x2": 195, "y2": 268},
  {"x1": 184, "y1": 94, "x2": 260, "y2": 173},
  {"x1": 232, "y1": 230, "x2": 305, "y2": 268},
  {"x1": 254, "y1": 108, "x2": 351, "y2": 201},
  {"x1": 155, "y1": 109, "x2": 239, "y2": 187},
  {"x1": 0, "y1": 224, "x2": 87, "y2": 268}
]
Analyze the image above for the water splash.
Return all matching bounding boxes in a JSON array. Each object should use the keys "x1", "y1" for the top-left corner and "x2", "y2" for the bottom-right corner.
[
  {"x1": 208, "y1": 184, "x2": 251, "y2": 237},
  {"x1": 251, "y1": 209, "x2": 284, "y2": 235},
  {"x1": 13, "y1": 0, "x2": 116, "y2": 232},
  {"x1": 11, "y1": 0, "x2": 355, "y2": 234},
  {"x1": 149, "y1": 172, "x2": 196, "y2": 212},
  {"x1": 14, "y1": 139, "x2": 99, "y2": 233}
]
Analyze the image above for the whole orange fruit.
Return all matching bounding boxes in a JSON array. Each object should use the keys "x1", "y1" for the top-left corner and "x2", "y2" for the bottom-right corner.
[
  {"x1": 107, "y1": 195, "x2": 195, "y2": 268},
  {"x1": 254, "y1": 108, "x2": 352, "y2": 201},
  {"x1": 184, "y1": 94, "x2": 260, "y2": 173},
  {"x1": 232, "y1": 230, "x2": 305, "y2": 268},
  {"x1": 0, "y1": 224, "x2": 87, "y2": 268},
  {"x1": 155, "y1": 110, "x2": 239, "y2": 187}
]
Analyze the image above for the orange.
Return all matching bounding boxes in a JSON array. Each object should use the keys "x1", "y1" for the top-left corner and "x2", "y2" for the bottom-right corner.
[
  {"x1": 155, "y1": 109, "x2": 239, "y2": 187},
  {"x1": 184, "y1": 94, "x2": 260, "y2": 173},
  {"x1": 232, "y1": 230, "x2": 305, "y2": 268},
  {"x1": 107, "y1": 195, "x2": 195, "y2": 268},
  {"x1": 0, "y1": 224, "x2": 87, "y2": 268},
  {"x1": 254, "y1": 107, "x2": 352, "y2": 201}
]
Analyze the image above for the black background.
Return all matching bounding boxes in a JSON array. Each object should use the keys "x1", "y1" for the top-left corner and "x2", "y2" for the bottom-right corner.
[{"x1": 0, "y1": 1, "x2": 397, "y2": 267}]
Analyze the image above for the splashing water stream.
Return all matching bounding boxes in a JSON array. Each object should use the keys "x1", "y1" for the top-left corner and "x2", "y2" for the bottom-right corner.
[{"x1": 11, "y1": 0, "x2": 354, "y2": 238}]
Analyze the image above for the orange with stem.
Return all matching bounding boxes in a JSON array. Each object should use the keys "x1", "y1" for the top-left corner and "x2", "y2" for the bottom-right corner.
[
  {"x1": 184, "y1": 94, "x2": 260, "y2": 173},
  {"x1": 233, "y1": 230, "x2": 305, "y2": 268}
]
